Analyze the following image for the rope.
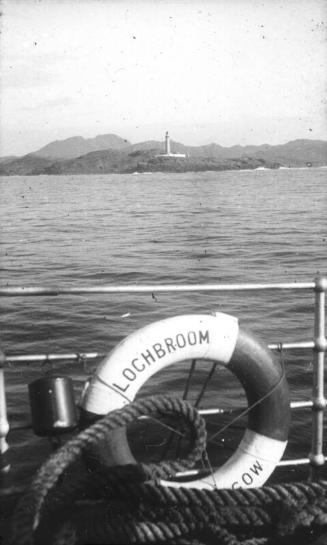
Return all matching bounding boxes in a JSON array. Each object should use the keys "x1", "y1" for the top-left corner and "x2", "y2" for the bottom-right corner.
[{"x1": 8, "y1": 395, "x2": 327, "y2": 545}]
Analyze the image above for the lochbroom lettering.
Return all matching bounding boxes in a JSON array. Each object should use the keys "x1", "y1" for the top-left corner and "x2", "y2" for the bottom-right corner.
[
  {"x1": 141, "y1": 349, "x2": 156, "y2": 365},
  {"x1": 188, "y1": 331, "x2": 197, "y2": 345},
  {"x1": 153, "y1": 343, "x2": 166, "y2": 359},
  {"x1": 176, "y1": 333, "x2": 186, "y2": 348},
  {"x1": 123, "y1": 368, "x2": 137, "y2": 381},
  {"x1": 111, "y1": 329, "x2": 210, "y2": 392},
  {"x1": 164, "y1": 337, "x2": 176, "y2": 353},
  {"x1": 131, "y1": 358, "x2": 145, "y2": 372},
  {"x1": 199, "y1": 330, "x2": 209, "y2": 344}
]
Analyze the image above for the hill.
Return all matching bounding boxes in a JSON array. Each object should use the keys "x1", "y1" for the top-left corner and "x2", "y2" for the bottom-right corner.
[
  {"x1": 250, "y1": 139, "x2": 327, "y2": 166},
  {"x1": 125, "y1": 139, "x2": 327, "y2": 165},
  {"x1": 42, "y1": 148, "x2": 273, "y2": 175},
  {"x1": 44, "y1": 148, "x2": 132, "y2": 175},
  {"x1": 0, "y1": 154, "x2": 55, "y2": 176},
  {"x1": 0, "y1": 137, "x2": 326, "y2": 175},
  {"x1": 32, "y1": 133, "x2": 131, "y2": 160},
  {"x1": 0, "y1": 156, "x2": 17, "y2": 164}
]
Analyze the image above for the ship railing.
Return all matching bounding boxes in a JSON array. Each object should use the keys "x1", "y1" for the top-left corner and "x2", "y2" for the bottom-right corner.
[{"x1": 0, "y1": 277, "x2": 326, "y2": 477}]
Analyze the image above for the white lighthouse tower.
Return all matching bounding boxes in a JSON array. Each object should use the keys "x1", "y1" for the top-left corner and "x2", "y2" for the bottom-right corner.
[
  {"x1": 156, "y1": 131, "x2": 186, "y2": 158},
  {"x1": 165, "y1": 131, "x2": 171, "y2": 155}
]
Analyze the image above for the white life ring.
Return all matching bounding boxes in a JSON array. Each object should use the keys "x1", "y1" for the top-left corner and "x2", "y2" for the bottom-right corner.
[{"x1": 80, "y1": 312, "x2": 290, "y2": 489}]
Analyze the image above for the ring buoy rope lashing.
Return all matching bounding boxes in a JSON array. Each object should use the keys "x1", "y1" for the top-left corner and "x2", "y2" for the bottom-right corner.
[{"x1": 80, "y1": 312, "x2": 290, "y2": 490}]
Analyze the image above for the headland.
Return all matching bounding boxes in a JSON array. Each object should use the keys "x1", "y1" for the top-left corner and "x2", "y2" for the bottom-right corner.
[{"x1": 0, "y1": 132, "x2": 326, "y2": 176}]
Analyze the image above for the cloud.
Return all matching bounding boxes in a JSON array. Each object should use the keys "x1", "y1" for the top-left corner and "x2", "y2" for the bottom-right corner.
[
  {"x1": 1, "y1": 60, "x2": 57, "y2": 89},
  {"x1": 23, "y1": 96, "x2": 75, "y2": 111}
]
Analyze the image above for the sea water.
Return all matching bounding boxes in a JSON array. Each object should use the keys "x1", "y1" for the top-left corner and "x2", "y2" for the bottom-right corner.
[{"x1": 0, "y1": 168, "x2": 326, "y2": 489}]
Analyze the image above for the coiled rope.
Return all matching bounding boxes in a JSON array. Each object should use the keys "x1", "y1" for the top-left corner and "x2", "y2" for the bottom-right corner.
[{"x1": 8, "y1": 395, "x2": 327, "y2": 545}]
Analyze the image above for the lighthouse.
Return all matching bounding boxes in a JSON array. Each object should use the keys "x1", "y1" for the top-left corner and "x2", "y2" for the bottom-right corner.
[
  {"x1": 155, "y1": 131, "x2": 186, "y2": 158},
  {"x1": 165, "y1": 131, "x2": 171, "y2": 155}
]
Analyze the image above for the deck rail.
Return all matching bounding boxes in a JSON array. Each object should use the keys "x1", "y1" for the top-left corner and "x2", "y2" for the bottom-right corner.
[{"x1": 0, "y1": 276, "x2": 326, "y2": 476}]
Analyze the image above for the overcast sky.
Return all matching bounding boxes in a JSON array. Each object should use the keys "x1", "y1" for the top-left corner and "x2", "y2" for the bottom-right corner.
[{"x1": 1, "y1": 0, "x2": 326, "y2": 156}]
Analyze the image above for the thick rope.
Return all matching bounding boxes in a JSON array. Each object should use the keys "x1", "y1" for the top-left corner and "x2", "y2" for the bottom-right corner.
[
  {"x1": 8, "y1": 395, "x2": 327, "y2": 545},
  {"x1": 9, "y1": 396, "x2": 206, "y2": 545}
]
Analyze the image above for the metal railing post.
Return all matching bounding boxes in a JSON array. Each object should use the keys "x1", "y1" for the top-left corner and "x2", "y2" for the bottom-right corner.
[
  {"x1": 309, "y1": 276, "x2": 327, "y2": 475},
  {"x1": 0, "y1": 347, "x2": 10, "y2": 473}
]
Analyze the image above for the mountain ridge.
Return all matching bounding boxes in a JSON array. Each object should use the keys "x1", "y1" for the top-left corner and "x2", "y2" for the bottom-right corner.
[
  {"x1": 0, "y1": 136, "x2": 326, "y2": 175},
  {"x1": 32, "y1": 133, "x2": 131, "y2": 160}
]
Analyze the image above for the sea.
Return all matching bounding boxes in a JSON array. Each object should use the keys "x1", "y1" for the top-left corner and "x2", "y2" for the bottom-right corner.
[{"x1": 0, "y1": 168, "x2": 326, "y2": 492}]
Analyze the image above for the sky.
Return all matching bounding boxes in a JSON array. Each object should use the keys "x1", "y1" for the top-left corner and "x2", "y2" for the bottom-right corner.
[{"x1": 0, "y1": 0, "x2": 326, "y2": 156}]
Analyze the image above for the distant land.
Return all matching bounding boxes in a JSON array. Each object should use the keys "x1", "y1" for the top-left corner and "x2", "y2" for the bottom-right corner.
[
  {"x1": 0, "y1": 134, "x2": 326, "y2": 176},
  {"x1": 33, "y1": 133, "x2": 131, "y2": 160}
]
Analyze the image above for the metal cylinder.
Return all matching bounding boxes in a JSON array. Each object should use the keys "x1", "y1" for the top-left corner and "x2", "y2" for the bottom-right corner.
[{"x1": 28, "y1": 376, "x2": 77, "y2": 436}]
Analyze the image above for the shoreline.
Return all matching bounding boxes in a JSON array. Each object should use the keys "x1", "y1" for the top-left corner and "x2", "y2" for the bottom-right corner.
[{"x1": 0, "y1": 165, "x2": 326, "y2": 177}]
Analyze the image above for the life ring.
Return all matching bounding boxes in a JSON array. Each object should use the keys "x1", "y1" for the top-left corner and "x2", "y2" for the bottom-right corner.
[{"x1": 80, "y1": 312, "x2": 290, "y2": 489}]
